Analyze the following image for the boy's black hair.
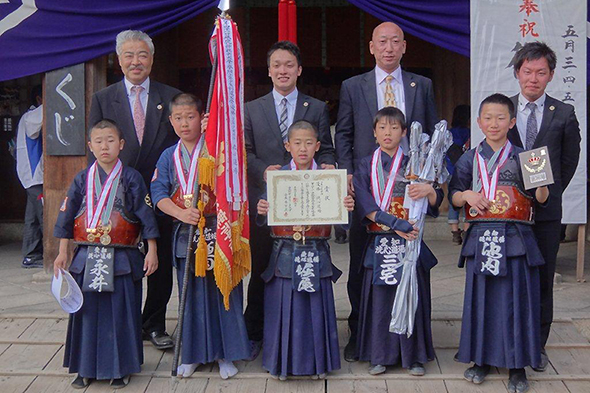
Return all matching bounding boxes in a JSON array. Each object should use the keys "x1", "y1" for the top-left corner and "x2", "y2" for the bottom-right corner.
[
  {"x1": 451, "y1": 104, "x2": 470, "y2": 128},
  {"x1": 169, "y1": 93, "x2": 203, "y2": 113},
  {"x1": 267, "y1": 41, "x2": 302, "y2": 67},
  {"x1": 89, "y1": 119, "x2": 123, "y2": 140},
  {"x1": 478, "y1": 93, "x2": 515, "y2": 119},
  {"x1": 373, "y1": 106, "x2": 406, "y2": 130},
  {"x1": 287, "y1": 120, "x2": 319, "y2": 141},
  {"x1": 513, "y1": 41, "x2": 557, "y2": 75}
]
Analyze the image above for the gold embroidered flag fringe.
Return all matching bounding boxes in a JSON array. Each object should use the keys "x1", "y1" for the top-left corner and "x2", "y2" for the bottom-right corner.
[
  {"x1": 194, "y1": 199, "x2": 208, "y2": 277},
  {"x1": 198, "y1": 157, "x2": 215, "y2": 189},
  {"x1": 231, "y1": 205, "x2": 251, "y2": 282},
  {"x1": 212, "y1": 207, "x2": 251, "y2": 310},
  {"x1": 213, "y1": 247, "x2": 232, "y2": 310}
]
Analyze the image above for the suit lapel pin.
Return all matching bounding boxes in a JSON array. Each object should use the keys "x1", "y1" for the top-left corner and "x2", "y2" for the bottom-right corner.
[
  {"x1": 549, "y1": 105, "x2": 555, "y2": 111},
  {"x1": 410, "y1": 82, "x2": 416, "y2": 88},
  {"x1": 157, "y1": 104, "x2": 163, "y2": 110},
  {"x1": 303, "y1": 102, "x2": 309, "y2": 107}
]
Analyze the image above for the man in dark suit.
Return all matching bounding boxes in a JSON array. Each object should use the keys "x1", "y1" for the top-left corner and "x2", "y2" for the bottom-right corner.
[
  {"x1": 335, "y1": 21, "x2": 438, "y2": 362},
  {"x1": 244, "y1": 41, "x2": 336, "y2": 359},
  {"x1": 89, "y1": 30, "x2": 181, "y2": 350},
  {"x1": 507, "y1": 42, "x2": 580, "y2": 371}
]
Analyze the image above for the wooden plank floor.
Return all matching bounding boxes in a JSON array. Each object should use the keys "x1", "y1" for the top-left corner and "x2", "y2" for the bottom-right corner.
[
  {"x1": 1, "y1": 232, "x2": 588, "y2": 392},
  {"x1": 0, "y1": 317, "x2": 587, "y2": 392}
]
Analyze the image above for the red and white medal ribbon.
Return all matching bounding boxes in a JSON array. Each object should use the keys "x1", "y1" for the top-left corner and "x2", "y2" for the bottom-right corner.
[
  {"x1": 86, "y1": 159, "x2": 123, "y2": 230},
  {"x1": 371, "y1": 147, "x2": 404, "y2": 212},
  {"x1": 173, "y1": 136, "x2": 205, "y2": 199},
  {"x1": 289, "y1": 159, "x2": 318, "y2": 170},
  {"x1": 476, "y1": 141, "x2": 512, "y2": 201}
]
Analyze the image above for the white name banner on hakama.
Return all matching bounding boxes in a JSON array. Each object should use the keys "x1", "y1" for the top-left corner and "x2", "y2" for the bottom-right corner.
[{"x1": 471, "y1": 0, "x2": 587, "y2": 224}]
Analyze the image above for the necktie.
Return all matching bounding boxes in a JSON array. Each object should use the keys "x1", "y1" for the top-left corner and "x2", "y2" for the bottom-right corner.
[
  {"x1": 131, "y1": 85, "x2": 145, "y2": 145},
  {"x1": 384, "y1": 75, "x2": 397, "y2": 108},
  {"x1": 279, "y1": 97, "x2": 288, "y2": 142},
  {"x1": 525, "y1": 102, "x2": 538, "y2": 150}
]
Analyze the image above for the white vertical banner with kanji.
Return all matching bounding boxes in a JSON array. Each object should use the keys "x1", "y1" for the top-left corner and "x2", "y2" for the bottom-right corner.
[{"x1": 471, "y1": 0, "x2": 587, "y2": 224}]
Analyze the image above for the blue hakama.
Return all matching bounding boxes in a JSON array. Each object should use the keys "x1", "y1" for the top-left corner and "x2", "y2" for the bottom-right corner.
[
  {"x1": 261, "y1": 238, "x2": 341, "y2": 377},
  {"x1": 353, "y1": 151, "x2": 441, "y2": 369},
  {"x1": 151, "y1": 145, "x2": 250, "y2": 365},
  {"x1": 456, "y1": 224, "x2": 542, "y2": 369},
  {"x1": 257, "y1": 163, "x2": 342, "y2": 377},
  {"x1": 65, "y1": 265, "x2": 143, "y2": 379},
  {"x1": 357, "y1": 238, "x2": 436, "y2": 367},
  {"x1": 55, "y1": 166, "x2": 159, "y2": 380},
  {"x1": 176, "y1": 254, "x2": 250, "y2": 364},
  {"x1": 449, "y1": 142, "x2": 544, "y2": 369}
]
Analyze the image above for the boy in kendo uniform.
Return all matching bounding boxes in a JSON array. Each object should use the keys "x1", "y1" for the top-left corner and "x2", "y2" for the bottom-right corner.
[
  {"x1": 54, "y1": 119, "x2": 159, "y2": 389},
  {"x1": 256, "y1": 120, "x2": 354, "y2": 380},
  {"x1": 353, "y1": 107, "x2": 442, "y2": 376},
  {"x1": 150, "y1": 93, "x2": 250, "y2": 380},
  {"x1": 449, "y1": 93, "x2": 549, "y2": 393}
]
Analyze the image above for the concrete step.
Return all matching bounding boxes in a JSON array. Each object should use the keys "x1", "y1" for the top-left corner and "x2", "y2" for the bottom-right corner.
[{"x1": 423, "y1": 216, "x2": 455, "y2": 242}]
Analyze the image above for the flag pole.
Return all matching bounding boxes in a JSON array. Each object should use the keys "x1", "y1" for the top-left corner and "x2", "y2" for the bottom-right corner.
[{"x1": 171, "y1": 7, "x2": 226, "y2": 379}]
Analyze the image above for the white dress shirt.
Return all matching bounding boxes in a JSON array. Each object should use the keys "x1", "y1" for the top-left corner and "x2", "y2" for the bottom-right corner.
[
  {"x1": 272, "y1": 88, "x2": 298, "y2": 130},
  {"x1": 16, "y1": 105, "x2": 43, "y2": 189},
  {"x1": 124, "y1": 77, "x2": 150, "y2": 115},
  {"x1": 516, "y1": 93, "x2": 545, "y2": 147},
  {"x1": 375, "y1": 65, "x2": 405, "y2": 115}
]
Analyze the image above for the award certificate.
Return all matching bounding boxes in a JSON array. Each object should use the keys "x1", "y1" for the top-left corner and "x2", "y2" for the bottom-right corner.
[{"x1": 267, "y1": 169, "x2": 348, "y2": 226}]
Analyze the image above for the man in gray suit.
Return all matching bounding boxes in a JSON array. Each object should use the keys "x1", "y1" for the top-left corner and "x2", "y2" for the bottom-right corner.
[
  {"x1": 244, "y1": 41, "x2": 336, "y2": 359},
  {"x1": 335, "y1": 21, "x2": 438, "y2": 362},
  {"x1": 89, "y1": 30, "x2": 181, "y2": 350},
  {"x1": 507, "y1": 42, "x2": 581, "y2": 373}
]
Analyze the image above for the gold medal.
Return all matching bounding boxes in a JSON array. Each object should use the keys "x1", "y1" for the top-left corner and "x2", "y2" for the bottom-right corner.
[
  {"x1": 87, "y1": 228, "x2": 97, "y2": 242},
  {"x1": 293, "y1": 232, "x2": 302, "y2": 241},
  {"x1": 100, "y1": 234, "x2": 111, "y2": 245},
  {"x1": 183, "y1": 194, "x2": 193, "y2": 208},
  {"x1": 101, "y1": 222, "x2": 112, "y2": 233}
]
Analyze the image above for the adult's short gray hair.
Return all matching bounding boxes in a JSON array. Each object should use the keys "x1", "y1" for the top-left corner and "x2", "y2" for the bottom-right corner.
[{"x1": 115, "y1": 30, "x2": 155, "y2": 56}]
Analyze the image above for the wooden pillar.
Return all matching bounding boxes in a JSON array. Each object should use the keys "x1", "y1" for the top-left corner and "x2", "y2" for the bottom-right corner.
[
  {"x1": 42, "y1": 57, "x2": 107, "y2": 269},
  {"x1": 433, "y1": 46, "x2": 470, "y2": 124},
  {"x1": 576, "y1": 224, "x2": 586, "y2": 282}
]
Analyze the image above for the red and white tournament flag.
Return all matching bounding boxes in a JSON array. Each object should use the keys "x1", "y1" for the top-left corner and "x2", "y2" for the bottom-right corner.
[{"x1": 201, "y1": 14, "x2": 250, "y2": 310}]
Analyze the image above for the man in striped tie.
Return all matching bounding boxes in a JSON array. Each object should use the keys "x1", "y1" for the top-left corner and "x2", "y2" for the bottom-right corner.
[
  {"x1": 507, "y1": 42, "x2": 581, "y2": 373},
  {"x1": 244, "y1": 41, "x2": 336, "y2": 360}
]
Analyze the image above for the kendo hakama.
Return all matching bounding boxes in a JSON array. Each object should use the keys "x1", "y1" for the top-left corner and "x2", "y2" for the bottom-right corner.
[
  {"x1": 261, "y1": 228, "x2": 342, "y2": 377},
  {"x1": 449, "y1": 142, "x2": 543, "y2": 369},
  {"x1": 54, "y1": 165, "x2": 159, "y2": 380},
  {"x1": 151, "y1": 145, "x2": 250, "y2": 365},
  {"x1": 256, "y1": 164, "x2": 342, "y2": 377},
  {"x1": 172, "y1": 221, "x2": 250, "y2": 364},
  {"x1": 353, "y1": 152, "x2": 440, "y2": 368}
]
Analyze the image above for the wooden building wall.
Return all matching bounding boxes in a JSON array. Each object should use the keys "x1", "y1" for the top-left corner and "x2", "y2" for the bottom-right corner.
[{"x1": 145, "y1": 4, "x2": 470, "y2": 125}]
